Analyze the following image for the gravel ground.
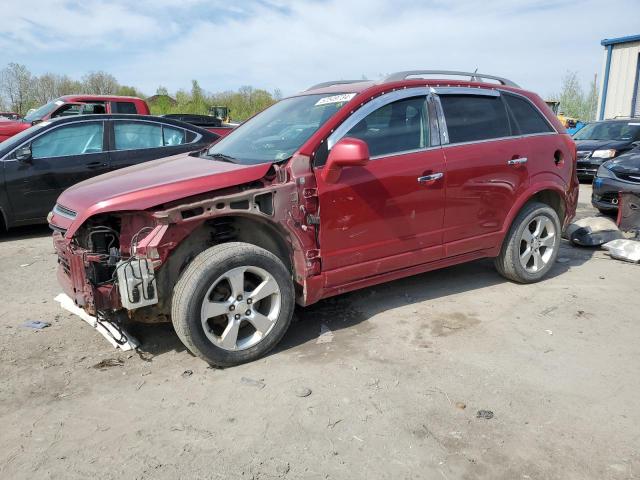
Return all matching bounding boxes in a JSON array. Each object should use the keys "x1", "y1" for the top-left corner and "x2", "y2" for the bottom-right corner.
[{"x1": 1, "y1": 184, "x2": 638, "y2": 480}]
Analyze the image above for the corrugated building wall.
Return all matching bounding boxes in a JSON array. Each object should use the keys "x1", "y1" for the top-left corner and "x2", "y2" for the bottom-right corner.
[{"x1": 597, "y1": 35, "x2": 640, "y2": 120}]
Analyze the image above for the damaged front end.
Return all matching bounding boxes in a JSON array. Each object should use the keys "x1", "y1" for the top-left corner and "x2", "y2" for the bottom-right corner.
[{"x1": 50, "y1": 156, "x2": 321, "y2": 328}]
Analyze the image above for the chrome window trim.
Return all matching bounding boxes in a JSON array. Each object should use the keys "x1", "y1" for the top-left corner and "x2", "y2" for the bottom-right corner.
[
  {"x1": 1, "y1": 118, "x2": 203, "y2": 161},
  {"x1": 438, "y1": 131, "x2": 558, "y2": 149},
  {"x1": 369, "y1": 145, "x2": 442, "y2": 161},
  {"x1": 431, "y1": 86, "x2": 500, "y2": 97},
  {"x1": 326, "y1": 87, "x2": 432, "y2": 151}
]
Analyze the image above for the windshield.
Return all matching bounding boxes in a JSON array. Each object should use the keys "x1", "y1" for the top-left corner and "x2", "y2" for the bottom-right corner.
[
  {"x1": 206, "y1": 93, "x2": 355, "y2": 165},
  {"x1": 23, "y1": 99, "x2": 63, "y2": 123},
  {"x1": 573, "y1": 121, "x2": 640, "y2": 142}
]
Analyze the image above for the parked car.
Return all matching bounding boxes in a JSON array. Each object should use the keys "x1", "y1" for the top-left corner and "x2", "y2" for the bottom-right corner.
[
  {"x1": 161, "y1": 113, "x2": 236, "y2": 137},
  {"x1": 0, "y1": 95, "x2": 151, "y2": 142},
  {"x1": 0, "y1": 112, "x2": 21, "y2": 120},
  {"x1": 0, "y1": 114, "x2": 219, "y2": 229},
  {"x1": 592, "y1": 147, "x2": 640, "y2": 213},
  {"x1": 50, "y1": 70, "x2": 578, "y2": 367},
  {"x1": 572, "y1": 119, "x2": 640, "y2": 179}
]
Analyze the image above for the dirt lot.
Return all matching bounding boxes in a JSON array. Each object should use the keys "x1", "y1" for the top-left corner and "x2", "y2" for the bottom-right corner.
[{"x1": 1, "y1": 184, "x2": 638, "y2": 480}]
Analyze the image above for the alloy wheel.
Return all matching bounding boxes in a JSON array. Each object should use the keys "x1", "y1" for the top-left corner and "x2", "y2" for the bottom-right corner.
[
  {"x1": 200, "y1": 266, "x2": 281, "y2": 351},
  {"x1": 519, "y1": 215, "x2": 556, "y2": 273}
]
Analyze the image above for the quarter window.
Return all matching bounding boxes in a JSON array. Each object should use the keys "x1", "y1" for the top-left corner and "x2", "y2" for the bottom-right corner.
[
  {"x1": 344, "y1": 96, "x2": 428, "y2": 157},
  {"x1": 31, "y1": 122, "x2": 104, "y2": 159},
  {"x1": 439, "y1": 95, "x2": 510, "y2": 143},
  {"x1": 163, "y1": 126, "x2": 186, "y2": 146},
  {"x1": 503, "y1": 94, "x2": 552, "y2": 134}
]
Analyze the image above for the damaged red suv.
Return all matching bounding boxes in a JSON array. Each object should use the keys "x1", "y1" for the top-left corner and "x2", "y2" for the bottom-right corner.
[{"x1": 49, "y1": 71, "x2": 578, "y2": 366}]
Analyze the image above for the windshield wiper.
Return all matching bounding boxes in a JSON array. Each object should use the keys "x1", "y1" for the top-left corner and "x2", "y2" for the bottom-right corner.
[{"x1": 208, "y1": 153, "x2": 237, "y2": 164}]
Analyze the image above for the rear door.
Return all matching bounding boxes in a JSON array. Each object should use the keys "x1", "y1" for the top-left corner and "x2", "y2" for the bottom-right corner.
[
  {"x1": 4, "y1": 120, "x2": 109, "y2": 221},
  {"x1": 314, "y1": 89, "x2": 447, "y2": 286},
  {"x1": 108, "y1": 119, "x2": 196, "y2": 170},
  {"x1": 436, "y1": 89, "x2": 530, "y2": 256}
]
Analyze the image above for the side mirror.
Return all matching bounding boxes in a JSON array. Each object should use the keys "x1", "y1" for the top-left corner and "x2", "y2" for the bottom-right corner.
[
  {"x1": 321, "y1": 137, "x2": 370, "y2": 183},
  {"x1": 15, "y1": 144, "x2": 32, "y2": 163},
  {"x1": 31, "y1": 119, "x2": 42, "y2": 126}
]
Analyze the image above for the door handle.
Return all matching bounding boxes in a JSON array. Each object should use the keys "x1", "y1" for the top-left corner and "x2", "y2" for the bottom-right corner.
[
  {"x1": 86, "y1": 161, "x2": 107, "y2": 170},
  {"x1": 507, "y1": 157, "x2": 528, "y2": 166},
  {"x1": 417, "y1": 172, "x2": 444, "y2": 184}
]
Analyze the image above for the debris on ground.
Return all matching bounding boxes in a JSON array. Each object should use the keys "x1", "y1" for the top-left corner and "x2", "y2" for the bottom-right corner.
[
  {"x1": 455, "y1": 402, "x2": 467, "y2": 410},
  {"x1": 240, "y1": 377, "x2": 266, "y2": 389},
  {"x1": 294, "y1": 387, "x2": 312, "y2": 397},
  {"x1": 316, "y1": 323, "x2": 334, "y2": 344},
  {"x1": 565, "y1": 216, "x2": 623, "y2": 247},
  {"x1": 545, "y1": 329, "x2": 553, "y2": 335},
  {"x1": 602, "y1": 239, "x2": 640, "y2": 263},
  {"x1": 21, "y1": 320, "x2": 50, "y2": 329},
  {"x1": 181, "y1": 369, "x2": 193, "y2": 378},
  {"x1": 556, "y1": 257, "x2": 570, "y2": 264},
  {"x1": 476, "y1": 410, "x2": 494, "y2": 420},
  {"x1": 92, "y1": 358, "x2": 124, "y2": 369}
]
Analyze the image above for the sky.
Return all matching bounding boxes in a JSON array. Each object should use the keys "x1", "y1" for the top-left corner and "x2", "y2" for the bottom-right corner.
[{"x1": 1, "y1": 0, "x2": 639, "y2": 98}]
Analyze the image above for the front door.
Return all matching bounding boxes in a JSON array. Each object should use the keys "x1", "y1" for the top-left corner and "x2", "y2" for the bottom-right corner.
[
  {"x1": 315, "y1": 92, "x2": 446, "y2": 287},
  {"x1": 5, "y1": 120, "x2": 109, "y2": 221}
]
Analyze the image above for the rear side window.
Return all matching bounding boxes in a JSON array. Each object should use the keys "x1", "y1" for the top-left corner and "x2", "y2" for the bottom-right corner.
[
  {"x1": 440, "y1": 95, "x2": 510, "y2": 143},
  {"x1": 503, "y1": 94, "x2": 553, "y2": 134},
  {"x1": 344, "y1": 96, "x2": 428, "y2": 157},
  {"x1": 114, "y1": 122, "x2": 163, "y2": 150},
  {"x1": 112, "y1": 102, "x2": 137, "y2": 114}
]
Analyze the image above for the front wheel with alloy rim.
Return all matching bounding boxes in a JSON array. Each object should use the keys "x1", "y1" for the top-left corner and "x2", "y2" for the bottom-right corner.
[
  {"x1": 494, "y1": 202, "x2": 561, "y2": 283},
  {"x1": 172, "y1": 242, "x2": 294, "y2": 367}
]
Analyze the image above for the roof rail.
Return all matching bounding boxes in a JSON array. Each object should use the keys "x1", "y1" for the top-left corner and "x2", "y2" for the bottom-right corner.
[
  {"x1": 305, "y1": 80, "x2": 366, "y2": 91},
  {"x1": 383, "y1": 70, "x2": 520, "y2": 88}
]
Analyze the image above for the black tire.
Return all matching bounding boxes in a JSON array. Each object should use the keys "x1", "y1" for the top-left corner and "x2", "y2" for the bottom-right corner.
[
  {"x1": 172, "y1": 242, "x2": 294, "y2": 367},
  {"x1": 494, "y1": 202, "x2": 561, "y2": 283}
]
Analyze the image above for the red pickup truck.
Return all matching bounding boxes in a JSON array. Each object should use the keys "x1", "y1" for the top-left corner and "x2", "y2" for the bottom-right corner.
[
  {"x1": 0, "y1": 95, "x2": 150, "y2": 142},
  {"x1": 50, "y1": 70, "x2": 578, "y2": 367},
  {"x1": 0, "y1": 96, "x2": 235, "y2": 142}
]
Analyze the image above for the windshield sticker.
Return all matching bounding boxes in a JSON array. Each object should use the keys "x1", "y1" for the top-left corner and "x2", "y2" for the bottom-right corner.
[{"x1": 315, "y1": 93, "x2": 356, "y2": 106}]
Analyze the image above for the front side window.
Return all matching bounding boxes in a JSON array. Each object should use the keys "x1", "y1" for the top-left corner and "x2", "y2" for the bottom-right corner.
[
  {"x1": 440, "y1": 95, "x2": 510, "y2": 143},
  {"x1": 114, "y1": 122, "x2": 163, "y2": 150},
  {"x1": 207, "y1": 93, "x2": 351, "y2": 165},
  {"x1": 31, "y1": 122, "x2": 104, "y2": 159},
  {"x1": 344, "y1": 96, "x2": 428, "y2": 157},
  {"x1": 503, "y1": 94, "x2": 553, "y2": 134}
]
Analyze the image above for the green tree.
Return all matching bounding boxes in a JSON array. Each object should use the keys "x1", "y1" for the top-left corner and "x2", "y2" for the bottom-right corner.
[{"x1": 0, "y1": 63, "x2": 34, "y2": 115}]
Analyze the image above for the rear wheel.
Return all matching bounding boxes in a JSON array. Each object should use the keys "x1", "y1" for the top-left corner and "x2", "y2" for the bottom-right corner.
[
  {"x1": 172, "y1": 242, "x2": 294, "y2": 367},
  {"x1": 494, "y1": 202, "x2": 561, "y2": 283}
]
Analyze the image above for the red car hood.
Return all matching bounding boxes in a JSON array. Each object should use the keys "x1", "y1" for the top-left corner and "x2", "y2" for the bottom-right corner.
[
  {"x1": 0, "y1": 119, "x2": 30, "y2": 140},
  {"x1": 55, "y1": 152, "x2": 272, "y2": 236}
]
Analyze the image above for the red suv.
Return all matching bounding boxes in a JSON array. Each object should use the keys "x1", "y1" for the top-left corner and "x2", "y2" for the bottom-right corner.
[{"x1": 49, "y1": 71, "x2": 578, "y2": 366}]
